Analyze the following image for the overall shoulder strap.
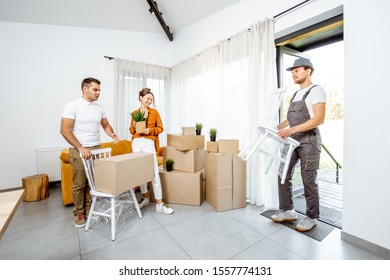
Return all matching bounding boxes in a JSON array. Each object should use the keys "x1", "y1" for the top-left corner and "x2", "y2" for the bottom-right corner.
[
  {"x1": 290, "y1": 90, "x2": 299, "y2": 103},
  {"x1": 302, "y1": 85, "x2": 318, "y2": 100}
]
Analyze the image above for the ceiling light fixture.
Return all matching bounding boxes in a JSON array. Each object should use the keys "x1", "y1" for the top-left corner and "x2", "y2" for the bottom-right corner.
[{"x1": 146, "y1": 0, "x2": 173, "y2": 41}]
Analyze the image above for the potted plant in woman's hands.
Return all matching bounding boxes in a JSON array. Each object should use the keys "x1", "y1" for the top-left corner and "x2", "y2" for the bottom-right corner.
[
  {"x1": 195, "y1": 123, "x2": 203, "y2": 135},
  {"x1": 165, "y1": 159, "x2": 174, "y2": 172},
  {"x1": 209, "y1": 128, "x2": 217, "y2": 142},
  {"x1": 132, "y1": 110, "x2": 147, "y2": 134}
]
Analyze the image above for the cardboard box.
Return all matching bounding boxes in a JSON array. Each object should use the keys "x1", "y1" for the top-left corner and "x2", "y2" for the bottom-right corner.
[
  {"x1": 94, "y1": 153, "x2": 154, "y2": 195},
  {"x1": 206, "y1": 184, "x2": 233, "y2": 212},
  {"x1": 163, "y1": 146, "x2": 205, "y2": 173},
  {"x1": 205, "y1": 153, "x2": 246, "y2": 211},
  {"x1": 167, "y1": 134, "x2": 205, "y2": 151},
  {"x1": 205, "y1": 153, "x2": 232, "y2": 187},
  {"x1": 218, "y1": 139, "x2": 239, "y2": 154},
  {"x1": 232, "y1": 154, "x2": 247, "y2": 209},
  {"x1": 206, "y1": 141, "x2": 218, "y2": 153},
  {"x1": 205, "y1": 152, "x2": 232, "y2": 212},
  {"x1": 181, "y1": 127, "x2": 195, "y2": 136},
  {"x1": 150, "y1": 168, "x2": 204, "y2": 206}
]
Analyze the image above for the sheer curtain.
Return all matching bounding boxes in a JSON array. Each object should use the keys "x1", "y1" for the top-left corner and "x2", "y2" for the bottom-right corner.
[
  {"x1": 114, "y1": 59, "x2": 171, "y2": 145},
  {"x1": 169, "y1": 18, "x2": 279, "y2": 208}
]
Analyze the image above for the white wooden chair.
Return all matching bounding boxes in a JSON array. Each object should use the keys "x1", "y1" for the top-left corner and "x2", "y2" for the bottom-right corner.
[
  {"x1": 80, "y1": 148, "x2": 142, "y2": 241},
  {"x1": 238, "y1": 87, "x2": 300, "y2": 184}
]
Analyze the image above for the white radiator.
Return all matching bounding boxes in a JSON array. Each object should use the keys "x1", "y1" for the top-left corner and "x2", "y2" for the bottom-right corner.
[{"x1": 36, "y1": 147, "x2": 67, "y2": 182}]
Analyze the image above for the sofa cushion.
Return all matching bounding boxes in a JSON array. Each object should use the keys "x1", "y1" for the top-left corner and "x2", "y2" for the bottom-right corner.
[
  {"x1": 101, "y1": 140, "x2": 132, "y2": 156},
  {"x1": 59, "y1": 148, "x2": 70, "y2": 163}
]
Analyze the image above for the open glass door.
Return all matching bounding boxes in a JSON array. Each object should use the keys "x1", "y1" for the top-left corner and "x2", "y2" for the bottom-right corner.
[
  {"x1": 278, "y1": 41, "x2": 344, "y2": 228},
  {"x1": 278, "y1": 46, "x2": 310, "y2": 121}
]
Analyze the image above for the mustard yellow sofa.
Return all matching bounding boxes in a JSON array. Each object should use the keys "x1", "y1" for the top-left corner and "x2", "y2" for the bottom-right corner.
[{"x1": 59, "y1": 139, "x2": 163, "y2": 206}]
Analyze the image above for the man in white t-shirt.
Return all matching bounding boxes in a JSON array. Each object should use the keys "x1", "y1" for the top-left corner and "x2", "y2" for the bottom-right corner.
[
  {"x1": 60, "y1": 77, "x2": 120, "y2": 228},
  {"x1": 271, "y1": 58, "x2": 326, "y2": 232}
]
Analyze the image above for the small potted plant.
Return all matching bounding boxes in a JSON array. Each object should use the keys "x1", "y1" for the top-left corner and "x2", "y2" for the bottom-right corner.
[
  {"x1": 131, "y1": 110, "x2": 147, "y2": 134},
  {"x1": 165, "y1": 159, "x2": 174, "y2": 172},
  {"x1": 209, "y1": 128, "x2": 217, "y2": 142},
  {"x1": 195, "y1": 123, "x2": 203, "y2": 135}
]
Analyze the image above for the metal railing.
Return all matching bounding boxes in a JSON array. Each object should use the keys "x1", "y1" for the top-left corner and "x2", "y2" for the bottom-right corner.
[
  {"x1": 321, "y1": 144, "x2": 343, "y2": 184},
  {"x1": 291, "y1": 143, "x2": 343, "y2": 186}
]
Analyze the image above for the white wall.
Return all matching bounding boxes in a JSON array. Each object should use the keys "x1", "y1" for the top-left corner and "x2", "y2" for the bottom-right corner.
[
  {"x1": 0, "y1": 21, "x2": 171, "y2": 190},
  {"x1": 171, "y1": 0, "x2": 344, "y2": 65},
  {"x1": 343, "y1": 0, "x2": 390, "y2": 250},
  {"x1": 171, "y1": 0, "x2": 289, "y2": 65}
]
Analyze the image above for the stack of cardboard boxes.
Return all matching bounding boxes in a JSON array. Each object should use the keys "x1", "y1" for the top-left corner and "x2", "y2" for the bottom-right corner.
[
  {"x1": 205, "y1": 139, "x2": 247, "y2": 211},
  {"x1": 93, "y1": 131, "x2": 247, "y2": 212},
  {"x1": 150, "y1": 127, "x2": 205, "y2": 206}
]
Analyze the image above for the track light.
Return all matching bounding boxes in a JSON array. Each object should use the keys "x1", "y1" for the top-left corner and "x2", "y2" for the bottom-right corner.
[
  {"x1": 146, "y1": 0, "x2": 173, "y2": 41},
  {"x1": 149, "y1": 7, "x2": 162, "y2": 16},
  {"x1": 149, "y1": 1, "x2": 163, "y2": 16}
]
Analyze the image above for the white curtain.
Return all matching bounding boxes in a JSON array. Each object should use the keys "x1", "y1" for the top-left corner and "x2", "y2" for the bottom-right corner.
[
  {"x1": 169, "y1": 18, "x2": 279, "y2": 208},
  {"x1": 114, "y1": 59, "x2": 171, "y2": 145}
]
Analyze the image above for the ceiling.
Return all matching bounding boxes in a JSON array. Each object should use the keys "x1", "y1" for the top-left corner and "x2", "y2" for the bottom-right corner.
[{"x1": 0, "y1": 0, "x2": 244, "y2": 35}]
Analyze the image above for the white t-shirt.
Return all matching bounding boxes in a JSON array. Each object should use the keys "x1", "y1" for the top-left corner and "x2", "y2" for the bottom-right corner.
[
  {"x1": 291, "y1": 85, "x2": 326, "y2": 118},
  {"x1": 62, "y1": 97, "x2": 106, "y2": 147}
]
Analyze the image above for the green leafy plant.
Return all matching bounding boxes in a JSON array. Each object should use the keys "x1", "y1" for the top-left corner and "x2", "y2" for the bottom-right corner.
[
  {"x1": 195, "y1": 123, "x2": 203, "y2": 135},
  {"x1": 208, "y1": 128, "x2": 217, "y2": 142},
  {"x1": 208, "y1": 128, "x2": 217, "y2": 137},
  {"x1": 131, "y1": 110, "x2": 146, "y2": 122},
  {"x1": 165, "y1": 159, "x2": 175, "y2": 171}
]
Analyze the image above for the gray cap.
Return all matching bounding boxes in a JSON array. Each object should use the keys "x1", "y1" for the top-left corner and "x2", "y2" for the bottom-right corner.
[{"x1": 286, "y1": 58, "x2": 314, "y2": 71}]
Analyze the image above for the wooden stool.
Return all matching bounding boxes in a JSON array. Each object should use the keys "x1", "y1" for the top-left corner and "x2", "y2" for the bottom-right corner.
[{"x1": 22, "y1": 174, "x2": 49, "y2": 202}]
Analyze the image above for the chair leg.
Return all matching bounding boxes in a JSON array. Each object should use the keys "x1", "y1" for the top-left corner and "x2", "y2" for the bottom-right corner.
[
  {"x1": 245, "y1": 132, "x2": 268, "y2": 161},
  {"x1": 263, "y1": 141, "x2": 284, "y2": 174},
  {"x1": 85, "y1": 196, "x2": 97, "y2": 231},
  {"x1": 130, "y1": 188, "x2": 143, "y2": 219},
  {"x1": 238, "y1": 133, "x2": 261, "y2": 160},
  {"x1": 280, "y1": 144, "x2": 295, "y2": 184},
  {"x1": 111, "y1": 197, "x2": 116, "y2": 241}
]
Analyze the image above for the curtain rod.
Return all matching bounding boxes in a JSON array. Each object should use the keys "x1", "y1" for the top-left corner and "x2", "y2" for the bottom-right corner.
[
  {"x1": 104, "y1": 56, "x2": 114, "y2": 60},
  {"x1": 273, "y1": 0, "x2": 313, "y2": 19}
]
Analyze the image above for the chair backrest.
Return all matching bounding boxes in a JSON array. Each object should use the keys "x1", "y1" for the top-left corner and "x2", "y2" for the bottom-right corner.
[
  {"x1": 80, "y1": 148, "x2": 112, "y2": 191},
  {"x1": 263, "y1": 87, "x2": 287, "y2": 127}
]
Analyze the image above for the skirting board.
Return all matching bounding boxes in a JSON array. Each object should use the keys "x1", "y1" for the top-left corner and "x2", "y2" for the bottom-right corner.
[{"x1": 341, "y1": 231, "x2": 390, "y2": 259}]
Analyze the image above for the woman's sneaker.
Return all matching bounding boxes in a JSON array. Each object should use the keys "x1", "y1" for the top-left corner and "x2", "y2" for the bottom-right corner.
[
  {"x1": 138, "y1": 197, "x2": 150, "y2": 209},
  {"x1": 156, "y1": 203, "x2": 174, "y2": 214},
  {"x1": 271, "y1": 210, "x2": 298, "y2": 222}
]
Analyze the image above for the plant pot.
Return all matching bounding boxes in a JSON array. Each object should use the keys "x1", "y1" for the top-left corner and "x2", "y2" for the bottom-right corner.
[
  {"x1": 166, "y1": 165, "x2": 173, "y2": 172},
  {"x1": 135, "y1": 121, "x2": 146, "y2": 134},
  {"x1": 195, "y1": 129, "x2": 201, "y2": 135},
  {"x1": 210, "y1": 135, "x2": 216, "y2": 142}
]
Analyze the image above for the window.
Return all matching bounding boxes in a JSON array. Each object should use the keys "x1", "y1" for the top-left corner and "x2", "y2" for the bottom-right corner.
[{"x1": 114, "y1": 59, "x2": 170, "y2": 143}]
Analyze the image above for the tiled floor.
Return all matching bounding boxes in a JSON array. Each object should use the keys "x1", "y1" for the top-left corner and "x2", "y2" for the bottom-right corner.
[{"x1": 0, "y1": 183, "x2": 386, "y2": 260}]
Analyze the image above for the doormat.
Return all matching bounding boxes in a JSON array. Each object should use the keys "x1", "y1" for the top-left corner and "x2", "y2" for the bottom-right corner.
[
  {"x1": 293, "y1": 196, "x2": 342, "y2": 229},
  {"x1": 260, "y1": 210, "x2": 335, "y2": 242}
]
